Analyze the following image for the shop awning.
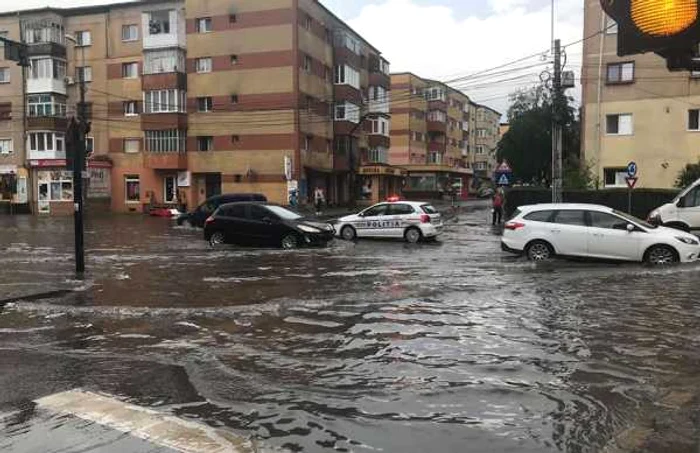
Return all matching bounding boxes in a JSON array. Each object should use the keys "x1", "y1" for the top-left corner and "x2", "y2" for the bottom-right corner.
[{"x1": 358, "y1": 164, "x2": 407, "y2": 177}]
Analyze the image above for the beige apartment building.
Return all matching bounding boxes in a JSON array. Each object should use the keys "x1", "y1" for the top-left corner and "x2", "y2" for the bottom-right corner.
[
  {"x1": 472, "y1": 104, "x2": 501, "y2": 184},
  {"x1": 582, "y1": 0, "x2": 700, "y2": 189},
  {"x1": 390, "y1": 72, "x2": 473, "y2": 199},
  {"x1": 0, "y1": 0, "x2": 391, "y2": 214}
]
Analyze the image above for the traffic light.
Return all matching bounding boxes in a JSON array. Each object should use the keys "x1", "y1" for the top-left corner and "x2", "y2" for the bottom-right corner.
[{"x1": 602, "y1": 0, "x2": 700, "y2": 71}]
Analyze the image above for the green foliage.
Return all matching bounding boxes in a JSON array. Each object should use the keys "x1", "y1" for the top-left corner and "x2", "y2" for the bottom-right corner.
[
  {"x1": 563, "y1": 158, "x2": 594, "y2": 190},
  {"x1": 675, "y1": 161, "x2": 700, "y2": 188},
  {"x1": 497, "y1": 85, "x2": 580, "y2": 186}
]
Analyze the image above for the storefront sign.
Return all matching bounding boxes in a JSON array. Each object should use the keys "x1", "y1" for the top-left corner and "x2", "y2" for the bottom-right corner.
[
  {"x1": 88, "y1": 167, "x2": 111, "y2": 199},
  {"x1": 177, "y1": 171, "x2": 191, "y2": 187},
  {"x1": 284, "y1": 156, "x2": 293, "y2": 181},
  {"x1": 30, "y1": 159, "x2": 67, "y2": 168}
]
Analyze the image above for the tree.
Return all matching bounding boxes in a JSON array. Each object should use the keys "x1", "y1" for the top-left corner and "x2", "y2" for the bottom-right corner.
[
  {"x1": 675, "y1": 160, "x2": 700, "y2": 188},
  {"x1": 497, "y1": 85, "x2": 580, "y2": 186}
]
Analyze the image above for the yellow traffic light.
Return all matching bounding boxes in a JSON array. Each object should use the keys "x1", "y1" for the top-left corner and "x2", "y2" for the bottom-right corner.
[{"x1": 632, "y1": 0, "x2": 698, "y2": 36}]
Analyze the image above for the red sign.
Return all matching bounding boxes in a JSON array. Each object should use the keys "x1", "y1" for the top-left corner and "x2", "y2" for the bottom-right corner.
[
  {"x1": 626, "y1": 177, "x2": 638, "y2": 189},
  {"x1": 496, "y1": 161, "x2": 513, "y2": 173},
  {"x1": 29, "y1": 159, "x2": 67, "y2": 168}
]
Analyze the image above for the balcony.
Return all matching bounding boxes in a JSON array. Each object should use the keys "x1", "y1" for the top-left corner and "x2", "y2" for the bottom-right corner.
[
  {"x1": 25, "y1": 42, "x2": 66, "y2": 59},
  {"x1": 27, "y1": 78, "x2": 66, "y2": 95},
  {"x1": 369, "y1": 99, "x2": 389, "y2": 114},
  {"x1": 428, "y1": 99, "x2": 447, "y2": 111},
  {"x1": 368, "y1": 135, "x2": 390, "y2": 149},
  {"x1": 144, "y1": 151, "x2": 187, "y2": 170},
  {"x1": 428, "y1": 141, "x2": 446, "y2": 153},
  {"x1": 426, "y1": 120, "x2": 447, "y2": 133},
  {"x1": 141, "y1": 113, "x2": 188, "y2": 131},
  {"x1": 142, "y1": 10, "x2": 186, "y2": 50},
  {"x1": 28, "y1": 149, "x2": 65, "y2": 161},
  {"x1": 369, "y1": 72, "x2": 390, "y2": 89},
  {"x1": 27, "y1": 116, "x2": 68, "y2": 131},
  {"x1": 142, "y1": 72, "x2": 187, "y2": 90}
]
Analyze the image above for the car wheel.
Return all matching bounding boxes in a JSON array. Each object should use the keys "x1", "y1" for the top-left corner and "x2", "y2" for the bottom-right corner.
[
  {"x1": 209, "y1": 231, "x2": 225, "y2": 247},
  {"x1": 645, "y1": 245, "x2": 678, "y2": 265},
  {"x1": 525, "y1": 240, "x2": 554, "y2": 261},
  {"x1": 404, "y1": 227, "x2": 422, "y2": 244},
  {"x1": 340, "y1": 225, "x2": 357, "y2": 241},
  {"x1": 281, "y1": 234, "x2": 299, "y2": 250}
]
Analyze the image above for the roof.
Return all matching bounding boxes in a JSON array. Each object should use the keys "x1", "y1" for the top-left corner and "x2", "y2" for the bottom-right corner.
[
  {"x1": 475, "y1": 103, "x2": 502, "y2": 117},
  {"x1": 312, "y1": 0, "x2": 381, "y2": 54},
  {"x1": 0, "y1": 0, "x2": 172, "y2": 18},
  {"x1": 517, "y1": 203, "x2": 614, "y2": 212}
]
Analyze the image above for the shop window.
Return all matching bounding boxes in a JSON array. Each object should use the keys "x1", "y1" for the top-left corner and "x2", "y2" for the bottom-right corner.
[{"x1": 125, "y1": 175, "x2": 140, "y2": 203}]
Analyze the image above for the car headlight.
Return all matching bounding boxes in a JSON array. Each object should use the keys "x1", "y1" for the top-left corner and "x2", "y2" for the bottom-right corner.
[
  {"x1": 675, "y1": 236, "x2": 699, "y2": 246},
  {"x1": 298, "y1": 225, "x2": 322, "y2": 234}
]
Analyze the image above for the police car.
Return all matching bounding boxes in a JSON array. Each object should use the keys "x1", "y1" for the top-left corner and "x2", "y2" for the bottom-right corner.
[{"x1": 335, "y1": 201, "x2": 443, "y2": 243}]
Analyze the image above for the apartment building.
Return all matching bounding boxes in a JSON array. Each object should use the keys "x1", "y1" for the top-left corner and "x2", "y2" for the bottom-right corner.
[
  {"x1": 0, "y1": 0, "x2": 390, "y2": 214},
  {"x1": 472, "y1": 104, "x2": 501, "y2": 183},
  {"x1": 582, "y1": 0, "x2": 700, "y2": 189},
  {"x1": 390, "y1": 73, "x2": 473, "y2": 199}
]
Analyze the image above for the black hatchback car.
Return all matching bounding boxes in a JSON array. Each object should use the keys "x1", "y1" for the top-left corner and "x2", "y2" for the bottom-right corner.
[
  {"x1": 204, "y1": 202, "x2": 335, "y2": 249},
  {"x1": 177, "y1": 193, "x2": 267, "y2": 228}
]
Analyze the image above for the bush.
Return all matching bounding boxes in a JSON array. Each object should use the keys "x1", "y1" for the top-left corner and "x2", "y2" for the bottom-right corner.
[{"x1": 505, "y1": 187, "x2": 680, "y2": 220}]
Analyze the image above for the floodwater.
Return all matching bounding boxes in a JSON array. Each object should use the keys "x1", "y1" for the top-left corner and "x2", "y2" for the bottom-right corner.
[{"x1": 0, "y1": 205, "x2": 699, "y2": 452}]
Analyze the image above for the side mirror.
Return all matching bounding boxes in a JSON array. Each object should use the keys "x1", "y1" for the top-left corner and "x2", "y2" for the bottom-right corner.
[
  {"x1": 358, "y1": 212, "x2": 365, "y2": 218},
  {"x1": 677, "y1": 197, "x2": 686, "y2": 207},
  {"x1": 626, "y1": 223, "x2": 635, "y2": 233}
]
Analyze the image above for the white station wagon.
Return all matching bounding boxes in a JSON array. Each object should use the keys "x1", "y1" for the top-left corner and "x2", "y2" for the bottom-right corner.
[
  {"x1": 335, "y1": 201, "x2": 443, "y2": 243},
  {"x1": 502, "y1": 203, "x2": 700, "y2": 265}
]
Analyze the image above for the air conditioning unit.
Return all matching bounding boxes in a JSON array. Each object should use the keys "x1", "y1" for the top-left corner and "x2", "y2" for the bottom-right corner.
[{"x1": 65, "y1": 77, "x2": 75, "y2": 85}]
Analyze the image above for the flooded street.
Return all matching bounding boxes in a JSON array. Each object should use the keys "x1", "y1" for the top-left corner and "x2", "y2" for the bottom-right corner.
[{"x1": 1, "y1": 205, "x2": 700, "y2": 452}]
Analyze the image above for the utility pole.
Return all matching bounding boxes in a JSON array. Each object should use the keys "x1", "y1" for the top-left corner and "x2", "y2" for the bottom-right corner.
[{"x1": 551, "y1": 39, "x2": 563, "y2": 203}]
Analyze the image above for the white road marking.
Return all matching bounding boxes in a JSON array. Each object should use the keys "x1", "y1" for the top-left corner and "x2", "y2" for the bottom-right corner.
[{"x1": 35, "y1": 389, "x2": 282, "y2": 453}]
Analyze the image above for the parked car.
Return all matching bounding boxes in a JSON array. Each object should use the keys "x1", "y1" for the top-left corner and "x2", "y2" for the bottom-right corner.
[
  {"x1": 177, "y1": 193, "x2": 267, "y2": 228},
  {"x1": 502, "y1": 203, "x2": 700, "y2": 265},
  {"x1": 648, "y1": 178, "x2": 700, "y2": 232},
  {"x1": 204, "y1": 202, "x2": 335, "y2": 249},
  {"x1": 334, "y1": 201, "x2": 443, "y2": 243}
]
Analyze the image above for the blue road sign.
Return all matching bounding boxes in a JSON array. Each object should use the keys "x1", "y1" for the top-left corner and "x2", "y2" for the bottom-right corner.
[
  {"x1": 498, "y1": 173, "x2": 510, "y2": 186},
  {"x1": 627, "y1": 161, "x2": 638, "y2": 178}
]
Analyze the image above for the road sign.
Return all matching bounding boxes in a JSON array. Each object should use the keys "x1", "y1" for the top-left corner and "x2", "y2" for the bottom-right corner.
[
  {"x1": 498, "y1": 173, "x2": 510, "y2": 186},
  {"x1": 627, "y1": 161, "x2": 638, "y2": 178},
  {"x1": 496, "y1": 161, "x2": 512, "y2": 173},
  {"x1": 626, "y1": 176, "x2": 638, "y2": 189}
]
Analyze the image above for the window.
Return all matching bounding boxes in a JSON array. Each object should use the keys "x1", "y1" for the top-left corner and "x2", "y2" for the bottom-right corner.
[
  {"x1": 75, "y1": 30, "x2": 91, "y2": 46},
  {"x1": 229, "y1": 14, "x2": 237, "y2": 23},
  {"x1": 427, "y1": 110, "x2": 446, "y2": 122},
  {"x1": 604, "y1": 168, "x2": 628, "y2": 187},
  {"x1": 220, "y1": 204, "x2": 245, "y2": 218},
  {"x1": 366, "y1": 147, "x2": 387, "y2": 163},
  {"x1": 413, "y1": 132, "x2": 423, "y2": 142},
  {"x1": 124, "y1": 101, "x2": 138, "y2": 116},
  {"x1": 30, "y1": 58, "x2": 66, "y2": 80},
  {"x1": 231, "y1": 135, "x2": 240, "y2": 143},
  {"x1": 0, "y1": 68, "x2": 9, "y2": 83},
  {"x1": 476, "y1": 128, "x2": 487, "y2": 137},
  {"x1": 362, "y1": 204, "x2": 388, "y2": 217},
  {"x1": 230, "y1": 55, "x2": 238, "y2": 65},
  {"x1": 195, "y1": 57, "x2": 212, "y2": 73},
  {"x1": 304, "y1": 135, "x2": 311, "y2": 151},
  {"x1": 475, "y1": 146, "x2": 485, "y2": 154},
  {"x1": 370, "y1": 117, "x2": 389, "y2": 136},
  {"x1": 474, "y1": 162, "x2": 487, "y2": 171},
  {"x1": 388, "y1": 204, "x2": 415, "y2": 215},
  {"x1": 428, "y1": 152, "x2": 442, "y2": 164},
  {"x1": 76, "y1": 66, "x2": 92, "y2": 83},
  {"x1": 680, "y1": 187, "x2": 700, "y2": 208},
  {"x1": 589, "y1": 211, "x2": 626, "y2": 229},
  {"x1": 197, "y1": 136, "x2": 213, "y2": 151},
  {"x1": 28, "y1": 94, "x2": 66, "y2": 117},
  {"x1": 606, "y1": 113, "x2": 633, "y2": 135},
  {"x1": 38, "y1": 171, "x2": 73, "y2": 203},
  {"x1": 426, "y1": 87, "x2": 446, "y2": 101},
  {"x1": 553, "y1": 210, "x2": 586, "y2": 226},
  {"x1": 125, "y1": 176, "x2": 140, "y2": 203},
  {"x1": 605, "y1": 15, "x2": 618, "y2": 34},
  {"x1": 124, "y1": 138, "x2": 140, "y2": 153},
  {"x1": 303, "y1": 14, "x2": 312, "y2": 30},
  {"x1": 28, "y1": 132, "x2": 65, "y2": 153},
  {"x1": 196, "y1": 17, "x2": 212, "y2": 33},
  {"x1": 197, "y1": 96, "x2": 213, "y2": 112},
  {"x1": 303, "y1": 55, "x2": 312, "y2": 73},
  {"x1": 144, "y1": 48, "x2": 185, "y2": 74},
  {"x1": 148, "y1": 10, "x2": 171, "y2": 35},
  {"x1": 144, "y1": 129, "x2": 186, "y2": 152},
  {"x1": 334, "y1": 64, "x2": 360, "y2": 89},
  {"x1": 230, "y1": 94, "x2": 239, "y2": 104},
  {"x1": 24, "y1": 23, "x2": 65, "y2": 45},
  {"x1": 122, "y1": 62, "x2": 138, "y2": 79},
  {"x1": 334, "y1": 102, "x2": 360, "y2": 123},
  {"x1": 122, "y1": 24, "x2": 139, "y2": 41},
  {"x1": 524, "y1": 210, "x2": 554, "y2": 222},
  {"x1": 606, "y1": 62, "x2": 634, "y2": 84},
  {"x1": 0, "y1": 138, "x2": 12, "y2": 154},
  {"x1": 85, "y1": 137, "x2": 94, "y2": 155},
  {"x1": 144, "y1": 89, "x2": 186, "y2": 113},
  {"x1": 689, "y1": 109, "x2": 699, "y2": 131},
  {"x1": 370, "y1": 85, "x2": 387, "y2": 102}
]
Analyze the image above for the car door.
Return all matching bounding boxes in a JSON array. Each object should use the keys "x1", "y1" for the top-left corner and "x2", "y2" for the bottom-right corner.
[
  {"x1": 248, "y1": 204, "x2": 284, "y2": 246},
  {"x1": 217, "y1": 204, "x2": 247, "y2": 244},
  {"x1": 356, "y1": 204, "x2": 389, "y2": 237},
  {"x1": 586, "y1": 210, "x2": 643, "y2": 261},
  {"x1": 549, "y1": 210, "x2": 590, "y2": 257},
  {"x1": 386, "y1": 203, "x2": 416, "y2": 237},
  {"x1": 677, "y1": 186, "x2": 700, "y2": 230}
]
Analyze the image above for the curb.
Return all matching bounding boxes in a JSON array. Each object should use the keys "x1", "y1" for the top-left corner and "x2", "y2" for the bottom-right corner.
[{"x1": 0, "y1": 289, "x2": 74, "y2": 308}]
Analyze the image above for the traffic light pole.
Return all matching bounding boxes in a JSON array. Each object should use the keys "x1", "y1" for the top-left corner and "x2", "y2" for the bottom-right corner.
[{"x1": 551, "y1": 39, "x2": 563, "y2": 203}]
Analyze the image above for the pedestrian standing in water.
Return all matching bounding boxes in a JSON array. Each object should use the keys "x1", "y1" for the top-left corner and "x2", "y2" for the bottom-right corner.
[
  {"x1": 314, "y1": 187, "x2": 325, "y2": 216},
  {"x1": 492, "y1": 187, "x2": 505, "y2": 225}
]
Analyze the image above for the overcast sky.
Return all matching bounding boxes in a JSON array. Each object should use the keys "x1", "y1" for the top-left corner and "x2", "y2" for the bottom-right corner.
[{"x1": 0, "y1": 0, "x2": 584, "y2": 116}]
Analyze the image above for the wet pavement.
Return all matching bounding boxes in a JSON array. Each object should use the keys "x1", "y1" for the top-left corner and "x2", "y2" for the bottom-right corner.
[{"x1": 1, "y1": 204, "x2": 700, "y2": 452}]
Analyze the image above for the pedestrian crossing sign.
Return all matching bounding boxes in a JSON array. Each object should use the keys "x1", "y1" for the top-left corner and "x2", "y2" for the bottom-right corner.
[{"x1": 498, "y1": 174, "x2": 510, "y2": 186}]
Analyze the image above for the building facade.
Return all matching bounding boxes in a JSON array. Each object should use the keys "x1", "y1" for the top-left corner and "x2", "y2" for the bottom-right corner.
[
  {"x1": 582, "y1": 0, "x2": 700, "y2": 189},
  {"x1": 0, "y1": 0, "x2": 391, "y2": 214},
  {"x1": 470, "y1": 104, "x2": 501, "y2": 187},
  {"x1": 389, "y1": 72, "x2": 473, "y2": 200}
]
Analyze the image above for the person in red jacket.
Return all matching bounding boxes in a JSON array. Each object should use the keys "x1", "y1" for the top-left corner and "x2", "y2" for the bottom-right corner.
[{"x1": 492, "y1": 188, "x2": 505, "y2": 225}]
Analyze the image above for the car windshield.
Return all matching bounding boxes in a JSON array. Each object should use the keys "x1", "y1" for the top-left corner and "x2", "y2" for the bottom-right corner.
[
  {"x1": 421, "y1": 205, "x2": 438, "y2": 214},
  {"x1": 265, "y1": 205, "x2": 302, "y2": 220},
  {"x1": 613, "y1": 210, "x2": 656, "y2": 229}
]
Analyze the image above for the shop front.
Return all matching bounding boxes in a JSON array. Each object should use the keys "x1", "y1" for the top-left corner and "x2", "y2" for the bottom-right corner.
[
  {"x1": 357, "y1": 164, "x2": 407, "y2": 205},
  {"x1": 0, "y1": 165, "x2": 29, "y2": 214},
  {"x1": 403, "y1": 165, "x2": 473, "y2": 201}
]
